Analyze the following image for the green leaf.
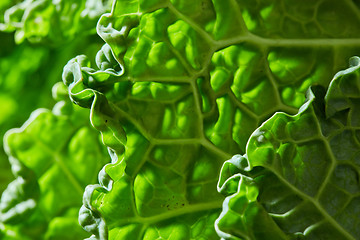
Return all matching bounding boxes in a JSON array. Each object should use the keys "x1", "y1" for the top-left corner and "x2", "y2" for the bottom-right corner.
[
  {"x1": 216, "y1": 57, "x2": 360, "y2": 239},
  {"x1": 0, "y1": 0, "x2": 112, "y2": 44},
  {"x1": 0, "y1": 83, "x2": 109, "y2": 239},
  {"x1": 0, "y1": 151, "x2": 13, "y2": 194},
  {"x1": 0, "y1": 1, "x2": 113, "y2": 239},
  {"x1": 62, "y1": 0, "x2": 360, "y2": 239},
  {"x1": 0, "y1": 2, "x2": 110, "y2": 194},
  {"x1": 0, "y1": 31, "x2": 102, "y2": 197}
]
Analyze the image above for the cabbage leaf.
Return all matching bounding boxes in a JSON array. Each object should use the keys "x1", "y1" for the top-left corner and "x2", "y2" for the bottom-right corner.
[
  {"x1": 61, "y1": 0, "x2": 360, "y2": 239},
  {"x1": 216, "y1": 57, "x2": 360, "y2": 239},
  {"x1": 0, "y1": 0, "x2": 112, "y2": 44},
  {"x1": 0, "y1": 83, "x2": 109, "y2": 240},
  {"x1": 0, "y1": 0, "x2": 112, "y2": 196}
]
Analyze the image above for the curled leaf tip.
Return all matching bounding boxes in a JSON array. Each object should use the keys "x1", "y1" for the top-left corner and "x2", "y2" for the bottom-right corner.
[{"x1": 349, "y1": 56, "x2": 360, "y2": 67}]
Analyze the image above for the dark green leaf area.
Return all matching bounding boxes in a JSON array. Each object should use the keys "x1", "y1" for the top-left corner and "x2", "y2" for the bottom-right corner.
[
  {"x1": 216, "y1": 172, "x2": 289, "y2": 240},
  {"x1": 237, "y1": 0, "x2": 360, "y2": 39},
  {"x1": 216, "y1": 58, "x2": 360, "y2": 239}
]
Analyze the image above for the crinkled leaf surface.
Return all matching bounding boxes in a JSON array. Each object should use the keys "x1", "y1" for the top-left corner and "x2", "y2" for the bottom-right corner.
[
  {"x1": 0, "y1": 0, "x2": 111, "y2": 194},
  {"x1": 0, "y1": 31, "x2": 105, "y2": 196},
  {"x1": 0, "y1": 83, "x2": 109, "y2": 240},
  {"x1": 62, "y1": 0, "x2": 360, "y2": 239},
  {"x1": 0, "y1": 1, "x2": 112, "y2": 238},
  {"x1": 216, "y1": 57, "x2": 360, "y2": 239},
  {"x1": 0, "y1": 0, "x2": 112, "y2": 44}
]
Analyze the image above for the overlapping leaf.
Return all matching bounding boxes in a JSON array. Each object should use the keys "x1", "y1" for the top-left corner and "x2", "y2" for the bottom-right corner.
[
  {"x1": 216, "y1": 57, "x2": 360, "y2": 239},
  {"x1": 0, "y1": 0, "x2": 111, "y2": 239},
  {"x1": 0, "y1": 83, "x2": 109, "y2": 239},
  {"x1": 0, "y1": 31, "x2": 105, "y2": 196},
  {"x1": 0, "y1": 0, "x2": 112, "y2": 196},
  {"x1": 0, "y1": 0, "x2": 112, "y2": 44},
  {"x1": 62, "y1": 0, "x2": 360, "y2": 239}
]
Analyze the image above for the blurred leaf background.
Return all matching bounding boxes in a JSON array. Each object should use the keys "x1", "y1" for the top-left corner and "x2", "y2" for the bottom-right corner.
[
  {"x1": 0, "y1": 0, "x2": 111, "y2": 194},
  {"x1": 0, "y1": 1, "x2": 112, "y2": 239}
]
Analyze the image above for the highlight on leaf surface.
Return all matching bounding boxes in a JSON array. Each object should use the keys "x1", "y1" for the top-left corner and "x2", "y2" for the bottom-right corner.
[
  {"x1": 60, "y1": 0, "x2": 360, "y2": 239},
  {"x1": 0, "y1": 0, "x2": 112, "y2": 44},
  {"x1": 216, "y1": 57, "x2": 360, "y2": 239},
  {"x1": 0, "y1": 82, "x2": 109, "y2": 239},
  {"x1": 0, "y1": 0, "x2": 116, "y2": 206}
]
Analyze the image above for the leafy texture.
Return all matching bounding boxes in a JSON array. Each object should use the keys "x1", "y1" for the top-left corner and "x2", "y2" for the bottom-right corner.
[
  {"x1": 216, "y1": 57, "x2": 360, "y2": 239},
  {"x1": 0, "y1": 1, "x2": 112, "y2": 238},
  {"x1": 0, "y1": 32, "x2": 105, "y2": 197},
  {"x1": 0, "y1": 82, "x2": 109, "y2": 239},
  {"x1": 0, "y1": 31, "x2": 105, "y2": 138},
  {"x1": 0, "y1": 0, "x2": 112, "y2": 196},
  {"x1": 61, "y1": 0, "x2": 360, "y2": 239},
  {"x1": 0, "y1": 0, "x2": 112, "y2": 44}
]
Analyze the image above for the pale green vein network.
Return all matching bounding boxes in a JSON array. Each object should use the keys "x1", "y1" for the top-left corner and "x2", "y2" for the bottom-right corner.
[
  {"x1": 108, "y1": 200, "x2": 223, "y2": 228},
  {"x1": 269, "y1": 165, "x2": 355, "y2": 240},
  {"x1": 244, "y1": 94, "x2": 358, "y2": 239},
  {"x1": 165, "y1": 0, "x2": 360, "y2": 124},
  {"x1": 59, "y1": 1, "x2": 360, "y2": 239},
  {"x1": 167, "y1": 3, "x2": 214, "y2": 47},
  {"x1": 229, "y1": 0, "x2": 249, "y2": 31},
  {"x1": 16, "y1": 122, "x2": 85, "y2": 197},
  {"x1": 168, "y1": 1, "x2": 360, "y2": 49},
  {"x1": 166, "y1": 37, "x2": 198, "y2": 75}
]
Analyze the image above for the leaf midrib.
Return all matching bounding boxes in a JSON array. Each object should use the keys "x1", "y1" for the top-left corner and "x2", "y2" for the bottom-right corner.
[
  {"x1": 108, "y1": 200, "x2": 223, "y2": 228},
  {"x1": 27, "y1": 126, "x2": 85, "y2": 197},
  {"x1": 266, "y1": 119, "x2": 356, "y2": 240}
]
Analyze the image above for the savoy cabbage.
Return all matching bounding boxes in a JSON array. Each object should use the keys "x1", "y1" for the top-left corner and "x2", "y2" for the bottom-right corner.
[
  {"x1": 1, "y1": 0, "x2": 360, "y2": 239},
  {"x1": 216, "y1": 56, "x2": 360, "y2": 240}
]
